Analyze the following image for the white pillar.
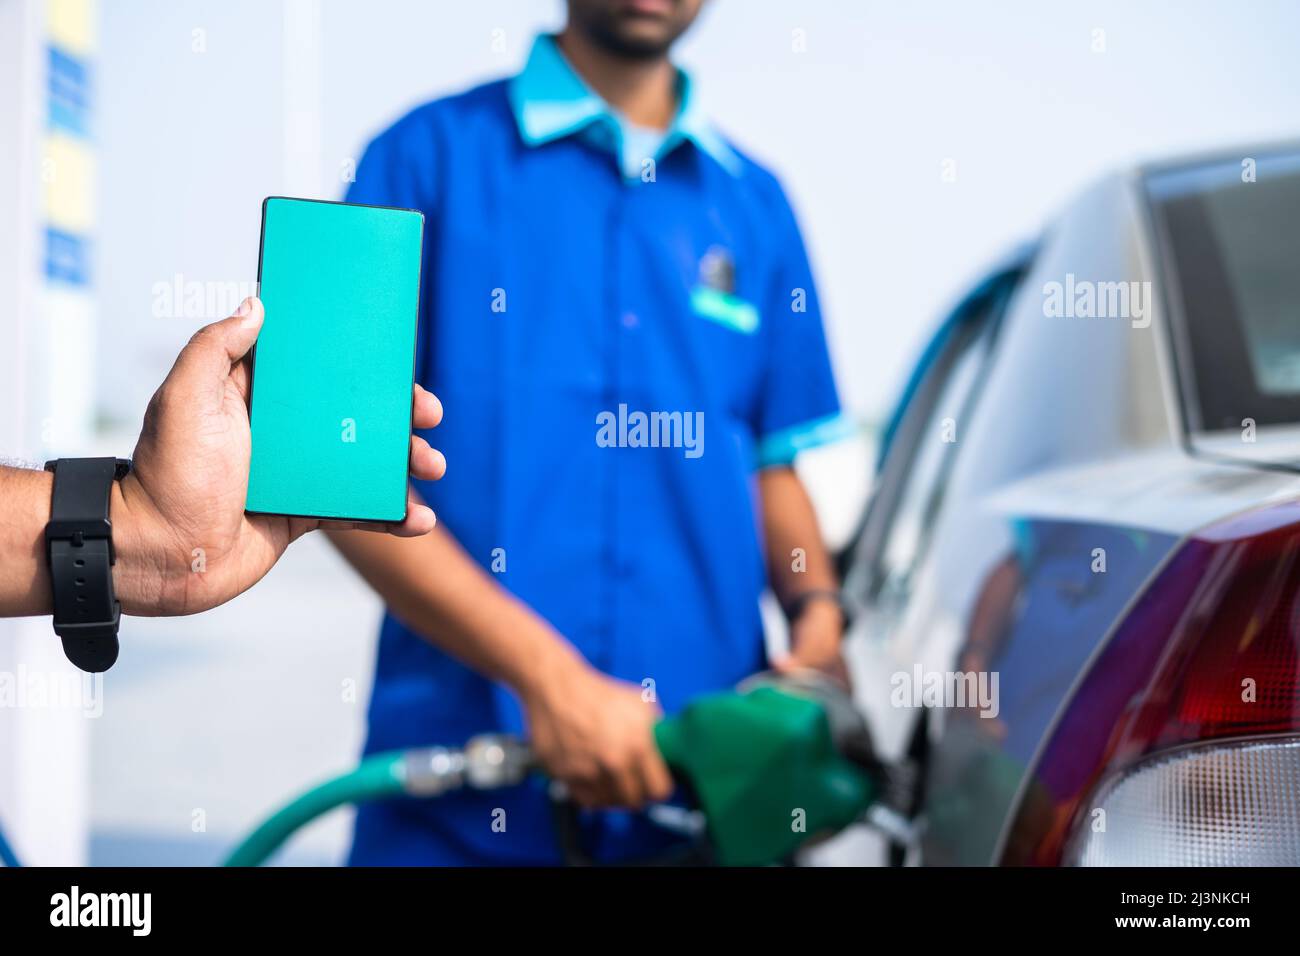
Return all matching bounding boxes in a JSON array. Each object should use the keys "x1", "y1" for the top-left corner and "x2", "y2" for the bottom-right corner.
[
  {"x1": 0, "y1": 0, "x2": 99, "y2": 867},
  {"x1": 281, "y1": 0, "x2": 323, "y2": 199}
]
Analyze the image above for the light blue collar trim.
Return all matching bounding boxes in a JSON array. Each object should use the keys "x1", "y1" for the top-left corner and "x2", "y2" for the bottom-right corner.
[{"x1": 509, "y1": 34, "x2": 742, "y2": 178}]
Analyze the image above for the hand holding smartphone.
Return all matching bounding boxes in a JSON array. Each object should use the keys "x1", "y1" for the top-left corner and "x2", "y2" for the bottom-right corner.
[{"x1": 247, "y1": 197, "x2": 425, "y2": 523}]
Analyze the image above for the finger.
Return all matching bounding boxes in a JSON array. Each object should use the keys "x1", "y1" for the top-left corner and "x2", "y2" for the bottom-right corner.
[
  {"x1": 310, "y1": 507, "x2": 436, "y2": 536},
  {"x1": 605, "y1": 760, "x2": 646, "y2": 809},
  {"x1": 624, "y1": 752, "x2": 661, "y2": 808},
  {"x1": 167, "y1": 299, "x2": 266, "y2": 403},
  {"x1": 641, "y1": 748, "x2": 675, "y2": 803},
  {"x1": 281, "y1": 515, "x2": 321, "y2": 544},
  {"x1": 386, "y1": 486, "x2": 437, "y2": 537},
  {"x1": 386, "y1": 500, "x2": 437, "y2": 537},
  {"x1": 552, "y1": 759, "x2": 607, "y2": 808},
  {"x1": 313, "y1": 490, "x2": 436, "y2": 537},
  {"x1": 314, "y1": 519, "x2": 384, "y2": 533},
  {"x1": 568, "y1": 782, "x2": 602, "y2": 809},
  {"x1": 412, "y1": 384, "x2": 443, "y2": 430},
  {"x1": 409, "y1": 435, "x2": 446, "y2": 481},
  {"x1": 187, "y1": 297, "x2": 264, "y2": 366}
]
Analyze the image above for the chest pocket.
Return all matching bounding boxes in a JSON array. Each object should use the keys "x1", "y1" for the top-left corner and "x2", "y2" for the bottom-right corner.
[
  {"x1": 689, "y1": 242, "x2": 760, "y2": 335},
  {"x1": 682, "y1": 284, "x2": 765, "y2": 431},
  {"x1": 690, "y1": 285, "x2": 759, "y2": 335},
  {"x1": 656, "y1": 236, "x2": 765, "y2": 424}
]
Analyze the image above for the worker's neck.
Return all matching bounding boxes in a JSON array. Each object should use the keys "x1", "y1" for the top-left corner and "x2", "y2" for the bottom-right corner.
[{"x1": 556, "y1": 28, "x2": 678, "y2": 130}]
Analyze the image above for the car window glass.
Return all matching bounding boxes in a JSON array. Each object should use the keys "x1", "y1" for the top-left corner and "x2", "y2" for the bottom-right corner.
[
  {"x1": 875, "y1": 324, "x2": 992, "y2": 605},
  {"x1": 1147, "y1": 151, "x2": 1300, "y2": 437}
]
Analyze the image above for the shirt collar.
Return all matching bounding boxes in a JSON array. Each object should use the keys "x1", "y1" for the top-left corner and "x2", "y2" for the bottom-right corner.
[{"x1": 508, "y1": 34, "x2": 741, "y2": 178}]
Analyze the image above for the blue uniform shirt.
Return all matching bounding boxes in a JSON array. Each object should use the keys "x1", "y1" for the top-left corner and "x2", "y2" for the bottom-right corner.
[{"x1": 346, "y1": 34, "x2": 848, "y2": 865}]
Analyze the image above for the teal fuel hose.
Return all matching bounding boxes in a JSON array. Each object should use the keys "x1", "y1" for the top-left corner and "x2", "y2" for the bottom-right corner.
[
  {"x1": 224, "y1": 677, "x2": 892, "y2": 867},
  {"x1": 224, "y1": 752, "x2": 405, "y2": 867},
  {"x1": 224, "y1": 736, "x2": 534, "y2": 867}
]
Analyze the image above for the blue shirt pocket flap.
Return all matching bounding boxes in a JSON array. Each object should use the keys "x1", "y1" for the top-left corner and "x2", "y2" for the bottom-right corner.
[{"x1": 690, "y1": 286, "x2": 760, "y2": 334}]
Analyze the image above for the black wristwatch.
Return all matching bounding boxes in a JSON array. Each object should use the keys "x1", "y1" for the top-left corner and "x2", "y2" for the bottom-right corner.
[
  {"x1": 786, "y1": 588, "x2": 853, "y2": 629},
  {"x1": 43, "y1": 457, "x2": 132, "y2": 673}
]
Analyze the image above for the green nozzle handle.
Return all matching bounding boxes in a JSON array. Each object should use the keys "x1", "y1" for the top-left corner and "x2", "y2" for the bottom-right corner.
[{"x1": 654, "y1": 681, "x2": 878, "y2": 866}]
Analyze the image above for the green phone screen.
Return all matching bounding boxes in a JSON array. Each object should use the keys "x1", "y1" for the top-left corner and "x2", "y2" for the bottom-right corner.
[{"x1": 246, "y1": 197, "x2": 423, "y2": 522}]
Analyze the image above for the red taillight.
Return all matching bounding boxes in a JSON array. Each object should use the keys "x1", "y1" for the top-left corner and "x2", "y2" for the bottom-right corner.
[
  {"x1": 1127, "y1": 513, "x2": 1300, "y2": 750},
  {"x1": 999, "y1": 500, "x2": 1300, "y2": 865}
]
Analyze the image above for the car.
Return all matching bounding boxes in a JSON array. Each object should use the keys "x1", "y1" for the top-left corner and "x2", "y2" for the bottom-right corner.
[{"x1": 835, "y1": 142, "x2": 1300, "y2": 866}]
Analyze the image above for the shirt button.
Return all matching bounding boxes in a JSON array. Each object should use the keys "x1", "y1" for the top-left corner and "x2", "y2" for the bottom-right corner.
[{"x1": 621, "y1": 311, "x2": 639, "y2": 329}]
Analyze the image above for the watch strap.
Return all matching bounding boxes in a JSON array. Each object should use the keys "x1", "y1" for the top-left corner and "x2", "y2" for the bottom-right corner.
[
  {"x1": 44, "y1": 457, "x2": 131, "y2": 673},
  {"x1": 786, "y1": 588, "x2": 851, "y2": 627}
]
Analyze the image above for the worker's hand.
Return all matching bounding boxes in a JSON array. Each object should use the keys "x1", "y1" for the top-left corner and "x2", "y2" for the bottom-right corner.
[
  {"x1": 774, "y1": 599, "x2": 850, "y2": 688},
  {"x1": 114, "y1": 297, "x2": 446, "y2": 616},
  {"x1": 521, "y1": 655, "x2": 673, "y2": 809}
]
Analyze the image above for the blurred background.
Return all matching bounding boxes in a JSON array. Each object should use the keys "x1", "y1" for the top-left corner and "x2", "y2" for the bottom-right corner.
[{"x1": 1, "y1": 0, "x2": 1298, "y2": 865}]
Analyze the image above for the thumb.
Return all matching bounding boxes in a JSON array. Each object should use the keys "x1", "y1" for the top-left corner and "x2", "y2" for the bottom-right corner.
[
  {"x1": 205, "y1": 296, "x2": 264, "y2": 363},
  {"x1": 171, "y1": 297, "x2": 264, "y2": 391}
]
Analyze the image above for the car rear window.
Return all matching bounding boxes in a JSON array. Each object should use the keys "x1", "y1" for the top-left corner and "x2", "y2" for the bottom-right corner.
[{"x1": 1146, "y1": 150, "x2": 1300, "y2": 432}]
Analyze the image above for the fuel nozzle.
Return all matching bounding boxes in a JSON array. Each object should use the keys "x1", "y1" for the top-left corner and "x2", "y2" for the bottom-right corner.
[
  {"x1": 652, "y1": 670, "x2": 884, "y2": 866},
  {"x1": 402, "y1": 734, "x2": 535, "y2": 796}
]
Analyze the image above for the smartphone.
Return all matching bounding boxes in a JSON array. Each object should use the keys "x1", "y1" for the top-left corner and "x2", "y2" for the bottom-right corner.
[{"x1": 246, "y1": 196, "x2": 424, "y2": 522}]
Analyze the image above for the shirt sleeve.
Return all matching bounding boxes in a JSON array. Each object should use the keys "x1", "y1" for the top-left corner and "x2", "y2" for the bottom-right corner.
[
  {"x1": 345, "y1": 113, "x2": 437, "y2": 212},
  {"x1": 752, "y1": 180, "x2": 852, "y2": 469}
]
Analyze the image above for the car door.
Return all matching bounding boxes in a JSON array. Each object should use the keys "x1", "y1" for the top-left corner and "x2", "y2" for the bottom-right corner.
[
  {"x1": 838, "y1": 259, "x2": 1028, "y2": 863},
  {"x1": 844, "y1": 262, "x2": 1024, "y2": 625}
]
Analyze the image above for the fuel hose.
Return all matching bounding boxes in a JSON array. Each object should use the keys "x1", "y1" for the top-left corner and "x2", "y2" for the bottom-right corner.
[
  {"x1": 224, "y1": 736, "x2": 534, "y2": 867},
  {"x1": 224, "y1": 752, "x2": 405, "y2": 867}
]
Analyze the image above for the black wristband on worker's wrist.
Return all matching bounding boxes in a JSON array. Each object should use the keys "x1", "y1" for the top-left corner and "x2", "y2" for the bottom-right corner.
[
  {"x1": 785, "y1": 588, "x2": 850, "y2": 626},
  {"x1": 43, "y1": 457, "x2": 132, "y2": 673}
]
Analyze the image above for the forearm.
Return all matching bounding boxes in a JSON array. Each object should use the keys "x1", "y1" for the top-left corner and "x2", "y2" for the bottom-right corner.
[
  {"x1": 758, "y1": 465, "x2": 838, "y2": 607},
  {"x1": 0, "y1": 466, "x2": 54, "y2": 615},
  {"x1": 760, "y1": 465, "x2": 849, "y2": 679},
  {"x1": 0, "y1": 465, "x2": 168, "y2": 617},
  {"x1": 325, "y1": 521, "x2": 580, "y2": 696}
]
